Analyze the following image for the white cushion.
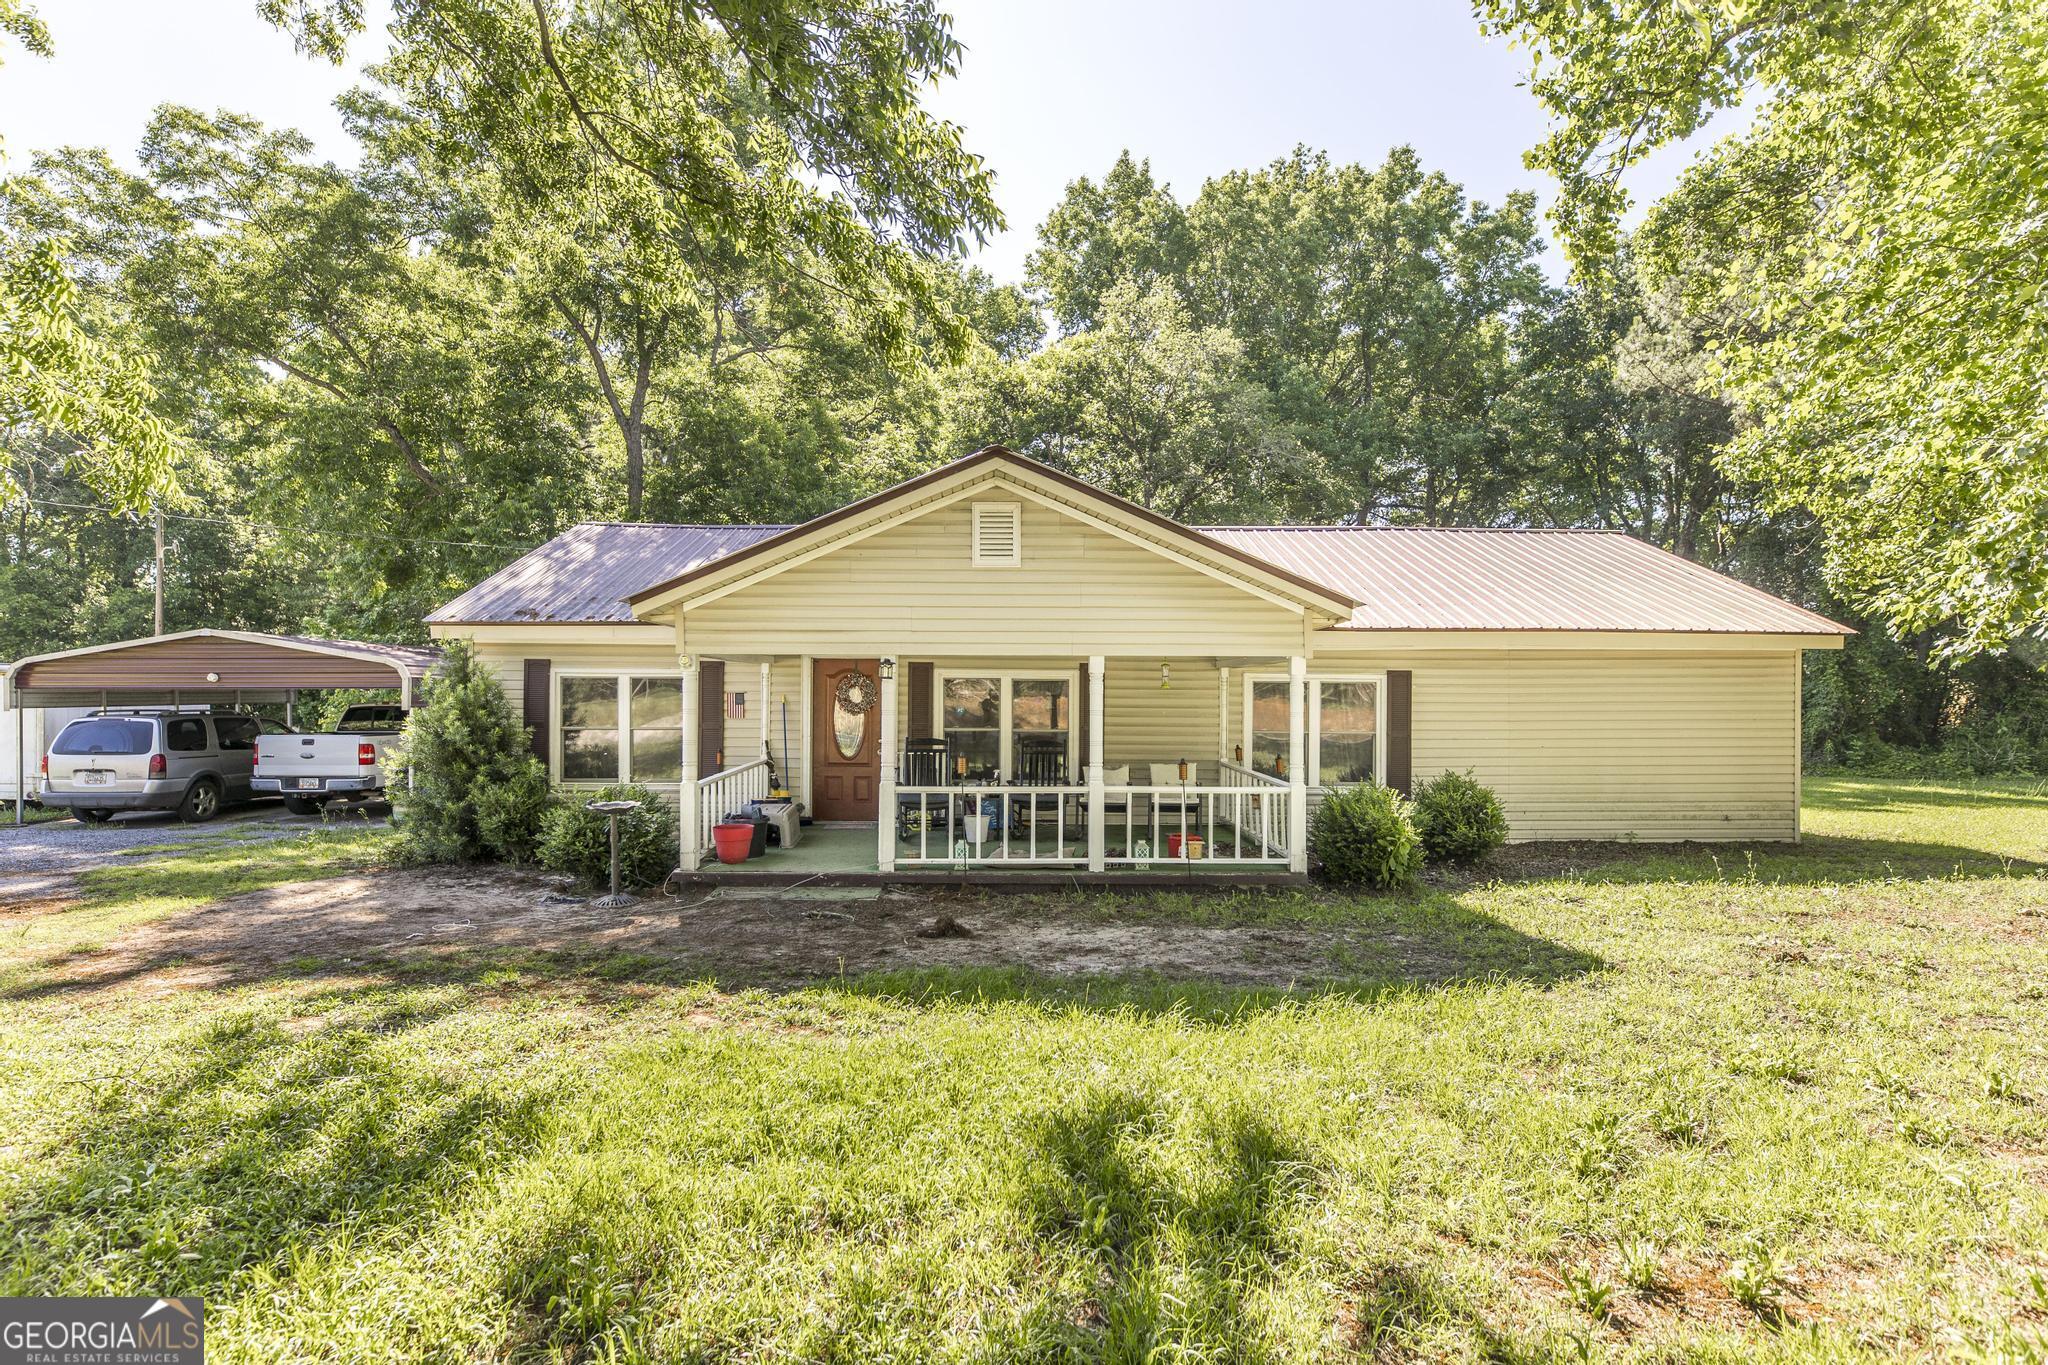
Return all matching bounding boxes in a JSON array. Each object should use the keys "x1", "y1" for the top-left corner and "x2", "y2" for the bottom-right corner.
[{"x1": 1101, "y1": 764, "x2": 1130, "y2": 786}]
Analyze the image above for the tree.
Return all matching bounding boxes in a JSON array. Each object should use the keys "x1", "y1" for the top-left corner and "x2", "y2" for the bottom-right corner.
[
  {"x1": 265, "y1": 0, "x2": 1003, "y2": 364},
  {"x1": 940, "y1": 279, "x2": 1308, "y2": 522},
  {"x1": 1026, "y1": 152, "x2": 1193, "y2": 335},
  {"x1": 1475, "y1": 0, "x2": 2048, "y2": 654},
  {"x1": 0, "y1": 1, "x2": 177, "y2": 515}
]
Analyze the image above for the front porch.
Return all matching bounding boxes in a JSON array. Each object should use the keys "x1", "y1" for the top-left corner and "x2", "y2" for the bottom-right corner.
[{"x1": 675, "y1": 653, "x2": 1331, "y2": 882}]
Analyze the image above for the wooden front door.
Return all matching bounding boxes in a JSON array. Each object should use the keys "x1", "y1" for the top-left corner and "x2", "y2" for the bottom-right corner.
[{"x1": 812, "y1": 658, "x2": 881, "y2": 821}]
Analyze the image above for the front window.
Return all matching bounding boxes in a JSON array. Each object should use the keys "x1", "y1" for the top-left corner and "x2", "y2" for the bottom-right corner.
[
  {"x1": 1245, "y1": 675, "x2": 1383, "y2": 787},
  {"x1": 942, "y1": 676, "x2": 1001, "y2": 780},
  {"x1": 559, "y1": 674, "x2": 691, "y2": 783},
  {"x1": 937, "y1": 673, "x2": 1074, "y2": 782},
  {"x1": 1010, "y1": 679, "x2": 1069, "y2": 774},
  {"x1": 628, "y1": 677, "x2": 683, "y2": 782},
  {"x1": 560, "y1": 677, "x2": 620, "y2": 781},
  {"x1": 1249, "y1": 680, "x2": 1289, "y2": 778},
  {"x1": 1317, "y1": 680, "x2": 1378, "y2": 785}
]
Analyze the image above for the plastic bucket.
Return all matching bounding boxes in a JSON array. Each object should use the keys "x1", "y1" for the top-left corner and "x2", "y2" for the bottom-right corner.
[
  {"x1": 712, "y1": 822, "x2": 755, "y2": 864},
  {"x1": 1166, "y1": 833, "x2": 1184, "y2": 859}
]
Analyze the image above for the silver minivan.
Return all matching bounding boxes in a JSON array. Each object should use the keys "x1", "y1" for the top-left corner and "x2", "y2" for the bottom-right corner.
[{"x1": 40, "y1": 711, "x2": 290, "y2": 823}]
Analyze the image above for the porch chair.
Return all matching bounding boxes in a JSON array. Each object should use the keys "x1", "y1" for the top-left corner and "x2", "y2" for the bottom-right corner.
[
  {"x1": 1009, "y1": 735, "x2": 1069, "y2": 834},
  {"x1": 896, "y1": 739, "x2": 949, "y2": 839}
]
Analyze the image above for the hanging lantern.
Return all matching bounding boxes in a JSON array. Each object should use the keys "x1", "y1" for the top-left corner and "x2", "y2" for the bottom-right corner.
[{"x1": 1177, "y1": 757, "x2": 1189, "y2": 782}]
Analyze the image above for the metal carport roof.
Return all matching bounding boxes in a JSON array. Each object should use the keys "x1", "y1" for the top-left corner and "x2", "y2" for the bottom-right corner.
[{"x1": 4, "y1": 630, "x2": 442, "y2": 709}]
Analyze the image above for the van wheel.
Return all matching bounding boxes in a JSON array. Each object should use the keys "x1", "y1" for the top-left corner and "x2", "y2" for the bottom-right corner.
[
  {"x1": 74, "y1": 809, "x2": 114, "y2": 824},
  {"x1": 178, "y1": 779, "x2": 222, "y2": 823},
  {"x1": 283, "y1": 797, "x2": 324, "y2": 817}
]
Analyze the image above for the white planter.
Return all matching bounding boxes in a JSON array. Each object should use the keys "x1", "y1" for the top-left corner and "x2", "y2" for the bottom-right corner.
[{"x1": 966, "y1": 812, "x2": 990, "y2": 844}]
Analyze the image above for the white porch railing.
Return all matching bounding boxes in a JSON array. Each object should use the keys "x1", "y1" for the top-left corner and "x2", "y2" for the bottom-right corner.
[
  {"x1": 696, "y1": 759, "x2": 772, "y2": 860},
  {"x1": 895, "y1": 785, "x2": 1089, "y2": 866},
  {"x1": 893, "y1": 771, "x2": 1291, "y2": 869}
]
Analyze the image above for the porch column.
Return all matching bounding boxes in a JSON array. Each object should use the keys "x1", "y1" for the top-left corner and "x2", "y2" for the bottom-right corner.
[
  {"x1": 679, "y1": 654, "x2": 701, "y2": 870},
  {"x1": 1287, "y1": 655, "x2": 1308, "y2": 874},
  {"x1": 877, "y1": 657, "x2": 899, "y2": 873},
  {"x1": 758, "y1": 660, "x2": 772, "y2": 775},
  {"x1": 1086, "y1": 655, "x2": 1106, "y2": 872},
  {"x1": 1217, "y1": 665, "x2": 1231, "y2": 765}
]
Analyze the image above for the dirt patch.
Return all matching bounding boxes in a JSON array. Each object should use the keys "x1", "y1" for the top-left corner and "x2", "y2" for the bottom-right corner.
[{"x1": 15, "y1": 865, "x2": 1431, "y2": 996}]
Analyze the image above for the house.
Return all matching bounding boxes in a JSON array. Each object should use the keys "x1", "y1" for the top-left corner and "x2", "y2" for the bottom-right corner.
[{"x1": 427, "y1": 446, "x2": 1849, "y2": 878}]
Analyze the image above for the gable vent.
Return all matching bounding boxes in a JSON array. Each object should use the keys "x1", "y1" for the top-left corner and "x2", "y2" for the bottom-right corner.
[{"x1": 971, "y1": 502, "x2": 1021, "y2": 567}]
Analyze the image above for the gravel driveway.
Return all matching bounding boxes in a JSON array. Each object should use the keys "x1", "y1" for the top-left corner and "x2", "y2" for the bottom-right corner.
[{"x1": 0, "y1": 803, "x2": 388, "y2": 902}]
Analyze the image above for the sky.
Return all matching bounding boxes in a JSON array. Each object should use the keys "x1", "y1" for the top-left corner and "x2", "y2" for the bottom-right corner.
[{"x1": 0, "y1": 0, "x2": 1728, "y2": 283}]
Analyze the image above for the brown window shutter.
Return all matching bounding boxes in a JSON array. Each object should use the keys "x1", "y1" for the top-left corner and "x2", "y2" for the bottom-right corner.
[
  {"x1": 697, "y1": 659, "x2": 726, "y2": 775},
  {"x1": 907, "y1": 662, "x2": 933, "y2": 739},
  {"x1": 522, "y1": 659, "x2": 551, "y2": 766},
  {"x1": 1386, "y1": 669, "x2": 1412, "y2": 795}
]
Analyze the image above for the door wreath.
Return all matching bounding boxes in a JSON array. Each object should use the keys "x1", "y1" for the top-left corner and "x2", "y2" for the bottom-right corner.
[{"x1": 835, "y1": 671, "x2": 879, "y2": 715}]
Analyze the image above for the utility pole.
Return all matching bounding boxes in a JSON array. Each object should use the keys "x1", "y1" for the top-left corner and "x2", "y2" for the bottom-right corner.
[{"x1": 152, "y1": 503, "x2": 165, "y2": 635}]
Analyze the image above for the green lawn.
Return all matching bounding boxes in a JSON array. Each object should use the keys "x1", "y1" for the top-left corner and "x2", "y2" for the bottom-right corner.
[{"x1": 1, "y1": 777, "x2": 2044, "y2": 1361}]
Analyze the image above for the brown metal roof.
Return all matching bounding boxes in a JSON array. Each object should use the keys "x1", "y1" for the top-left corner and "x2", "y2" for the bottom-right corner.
[
  {"x1": 427, "y1": 522, "x2": 789, "y2": 625},
  {"x1": 1198, "y1": 526, "x2": 1852, "y2": 634},
  {"x1": 7, "y1": 631, "x2": 443, "y2": 705}
]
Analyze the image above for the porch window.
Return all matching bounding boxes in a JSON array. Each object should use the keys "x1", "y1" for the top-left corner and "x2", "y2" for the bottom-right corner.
[
  {"x1": 942, "y1": 676, "x2": 1002, "y2": 779},
  {"x1": 1244, "y1": 673, "x2": 1385, "y2": 787},
  {"x1": 558, "y1": 672, "x2": 685, "y2": 783},
  {"x1": 560, "y1": 676, "x2": 621, "y2": 781},
  {"x1": 938, "y1": 671, "x2": 1076, "y2": 781},
  {"x1": 1249, "y1": 680, "x2": 1289, "y2": 778},
  {"x1": 1010, "y1": 679, "x2": 1070, "y2": 772}
]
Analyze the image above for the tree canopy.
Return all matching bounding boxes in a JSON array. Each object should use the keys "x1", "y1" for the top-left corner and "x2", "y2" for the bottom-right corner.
[{"x1": 1476, "y1": 0, "x2": 2048, "y2": 654}]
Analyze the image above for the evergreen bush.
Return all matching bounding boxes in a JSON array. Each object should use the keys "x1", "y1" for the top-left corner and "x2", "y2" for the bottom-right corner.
[
  {"x1": 536, "y1": 784, "x2": 679, "y2": 890},
  {"x1": 1411, "y1": 769, "x2": 1509, "y2": 863},
  {"x1": 1308, "y1": 782, "x2": 1423, "y2": 889},
  {"x1": 390, "y1": 638, "x2": 543, "y2": 862}
]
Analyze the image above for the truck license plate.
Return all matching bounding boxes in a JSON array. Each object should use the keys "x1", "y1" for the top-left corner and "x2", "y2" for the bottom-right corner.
[
  {"x1": 79, "y1": 770, "x2": 108, "y2": 785},
  {"x1": 294, "y1": 778, "x2": 321, "y2": 791}
]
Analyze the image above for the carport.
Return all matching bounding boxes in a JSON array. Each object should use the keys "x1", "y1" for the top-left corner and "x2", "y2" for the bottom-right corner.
[{"x1": 5, "y1": 630, "x2": 440, "y2": 821}]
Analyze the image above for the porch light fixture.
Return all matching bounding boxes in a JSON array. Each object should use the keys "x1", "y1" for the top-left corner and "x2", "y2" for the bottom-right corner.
[
  {"x1": 205, "y1": 672, "x2": 220, "y2": 683},
  {"x1": 878, "y1": 658, "x2": 896, "y2": 681},
  {"x1": 1159, "y1": 663, "x2": 1171, "y2": 690}
]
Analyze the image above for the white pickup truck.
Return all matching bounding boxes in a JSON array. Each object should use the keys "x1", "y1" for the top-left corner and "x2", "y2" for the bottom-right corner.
[{"x1": 253, "y1": 704, "x2": 408, "y2": 815}]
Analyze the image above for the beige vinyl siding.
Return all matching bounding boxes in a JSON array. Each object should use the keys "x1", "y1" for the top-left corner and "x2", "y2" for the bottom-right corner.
[
  {"x1": 461, "y1": 636, "x2": 1802, "y2": 843},
  {"x1": 680, "y1": 499, "x2": 1306, "y2": 658},
  {"x1": 1301, "y1": 647, "x2": 1803, "y2": 842}
]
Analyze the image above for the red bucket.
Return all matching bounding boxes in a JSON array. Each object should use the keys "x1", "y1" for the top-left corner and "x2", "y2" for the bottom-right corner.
[
  {"x1": 1166, "y1": 833, "x2": 1184, "y2": 859},
  {"x1": 712, "y1": 822, "x2": 755, "y2": 864}
]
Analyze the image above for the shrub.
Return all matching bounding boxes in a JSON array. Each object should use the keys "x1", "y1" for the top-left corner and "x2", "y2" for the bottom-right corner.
[
  {"x1": 389, "y1": 638, "x2": 538, "y2": 863},
  {"x1": 1410, "y1": 769, "x2": 1508, "y2": 863},
  {"x1": 474, "y1": 756, "x2": 556, "y2": 864},
  {"x1": 537, "y1": 784, "x2": 679, "y2": 890},
  {"x1": 1309, "y1": 782, "x2": 1423, "y2": 889}
]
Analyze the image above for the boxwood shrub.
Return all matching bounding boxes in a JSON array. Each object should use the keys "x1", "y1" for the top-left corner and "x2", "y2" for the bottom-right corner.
[
  {"x1": 1411, "y1": 769, "x2": 1509, "y2": 863},
  {"x1": 537, "y1": 784, "x2": 680, "y2": 890},
  {"x1": 1309, "y1": 782, "x2": 1423, "y2": 889}
]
